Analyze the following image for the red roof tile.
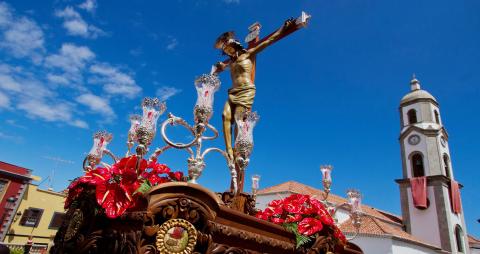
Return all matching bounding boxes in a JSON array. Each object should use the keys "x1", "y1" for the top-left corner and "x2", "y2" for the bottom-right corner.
[
  {"x1": 339, "y1": 216, "x2": 441, "y2": 250},
  {"x1": 469, "y1": 235, "x2": 480, "y2": 247}
]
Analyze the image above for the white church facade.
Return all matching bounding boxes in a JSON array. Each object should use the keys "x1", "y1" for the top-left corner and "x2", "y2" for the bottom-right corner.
[{"x1": 256, "y1": 76, "x2": 480, "y2": 253}]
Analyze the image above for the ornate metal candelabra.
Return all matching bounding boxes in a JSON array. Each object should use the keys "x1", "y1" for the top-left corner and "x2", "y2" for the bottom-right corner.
[
  {"x1": 156, "y1": 74, "x2": 237, "y2": 189},
  {"x1": 82, "y1": 131, "x2": 116, "y2": 171},
  {"x1": 319, "y1": 165, "x2": 363, "y2": 240},
  {"x1": 251, "y1": 174, "x2": 261, "y2": 200},
  {"x1": 81, "y1": 73, "x2": 258, "y2": 196}
]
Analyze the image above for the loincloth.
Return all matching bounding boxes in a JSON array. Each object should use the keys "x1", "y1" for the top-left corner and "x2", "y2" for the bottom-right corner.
[{"x1": 228, "y1": 83, "x2": 256, "y2": 109}]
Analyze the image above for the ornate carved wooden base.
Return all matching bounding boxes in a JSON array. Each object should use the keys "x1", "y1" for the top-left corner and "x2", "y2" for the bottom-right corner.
[{"x1": 51, "y1": 182, "x2": 361, "y2": 254}]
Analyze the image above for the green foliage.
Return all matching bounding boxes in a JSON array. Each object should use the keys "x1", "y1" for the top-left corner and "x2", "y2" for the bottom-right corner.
[
  {"x1": 282, "y1": 223, "x2": 313, "y2": 248},
  {"x1": 9, "y1": 248, "x2": 24, "y2": 254},
  {"x1": 134, "y1": 180, "x2": 152, "y2": 195}
]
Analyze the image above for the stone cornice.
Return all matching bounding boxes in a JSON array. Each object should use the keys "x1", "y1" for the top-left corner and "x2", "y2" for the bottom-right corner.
[
  {"x1": 395, "y1": 175, "x2": 463, "y2": 188},
  {"x1": 399, "y1": 97, "x2": 439, "y2": 107},
  {"x1": 399, "y1": 125, "x2": 449, "y2": 140}
]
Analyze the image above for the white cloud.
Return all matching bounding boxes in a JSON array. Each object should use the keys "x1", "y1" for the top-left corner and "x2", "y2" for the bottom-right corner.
[
  {"x1": 76, "y1": 93, "x2": 115, "y2": 119},
  {"x1": 129, "y1": 47, "x2": 142, "y2": 57},
  {"x1": 55, "y1": 6, "x2": 105, "y2": 39},
  {"x1": 45, "y1": 43, "x2": 95, "y2": 73},
  {"x1": 0, "y1": 2, "x2": 44, "y2": 63},
  {"x1": 5, "y1": 119, "x2": 27, "y2": 129},
  {"x1": 63, "y1": 19, "x2": 88, "y2": 36},
  {"x1": 156, "y1": 86, "x2": 181, "y2": 101},
  {"x1": 71, "y1": 119, "x2": 89, "y2": 128},
  {"x1": 0, "y1": 73, "x2": 21, "y2": 92},
  {"x1": 0, "y1": 90, "x2": 10, "y2": 109},
  {"x1": 17, "y1": 98, "x2": 87, "y2": 128},
  {"x1": 166, "y1": 37, "x2": 178, "y2": 50},
  {"x1": 0, "y1": 131, "x2": 24, "y2": 143},
  {"x1": 89, "y1": 63, "x2": 142, "y2": 98},
  {"x1": 0, "y1": 3, "x2": 13, "y2": 27},
  {"x1": 46, "y1": 73, "x2": 70, "y2": 85},
  {"x1": 78, "y1": 0, "x2": 97, "y2": 13},
  {"x1": 0, "y1": 3, "x2": 144, "y2": 129}
]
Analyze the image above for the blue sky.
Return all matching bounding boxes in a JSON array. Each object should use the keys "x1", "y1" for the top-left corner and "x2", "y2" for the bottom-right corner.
[{"x1": 0, "y1": 0, "x2": 479, "y2": 236}]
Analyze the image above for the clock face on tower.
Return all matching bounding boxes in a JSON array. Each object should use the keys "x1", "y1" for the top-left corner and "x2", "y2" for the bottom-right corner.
[{"x1": 408, "y1": 134, "x2": 421, "y2": 145}]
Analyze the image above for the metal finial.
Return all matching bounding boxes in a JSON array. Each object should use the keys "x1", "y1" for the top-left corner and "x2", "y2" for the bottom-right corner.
[
  {"x1": 410, "y1": 73, "x2": 419, "y2": 84},
  {"x1": 410, "y1": 73, "x2": 421, "y2": 90}
]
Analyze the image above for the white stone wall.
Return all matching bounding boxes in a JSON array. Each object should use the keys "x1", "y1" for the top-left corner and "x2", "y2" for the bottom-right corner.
[
  {"x1": 392, "y1": 239, "x2": 439, "y2": 254},
  {"x1": 470, "y1": 247, "x2": 480, "y2": 254},
  {"x1": 350, "y1": 235, "x2": 393, "y2": 254},
  {"x1": 406, "y1": 186, "x2": 442, "y2": 247},
  {"x1": 349, "y1": 235, "x2": 440, "y2": 254},
  {"x1": 255, "y1": 192, "x2": 291, "y2": 210}
]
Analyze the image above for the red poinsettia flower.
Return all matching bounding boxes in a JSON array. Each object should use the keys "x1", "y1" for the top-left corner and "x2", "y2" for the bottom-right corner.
[
  {"x1": 66, "y1": 154, "x2": 185, "y2": 219},
  {"x1": 271, "y1": 217, "x2": 285, "y2": 224},
  {"x1": 285, "y1": 213, "x2": 303, "y2": 223},
  {"x1": 153, "y1": 163, "x2": 170, "y2": 174},
  {"x1": 298, "y1": 217, "x2": 324, "y2": 236},
  {"x1": 284, "y1": 202, "x2": 304, "y2": 214},
  {"x1": 96, "y1": 182, "x2": 135, "y2": 218},
  {"x1": 318, "y1": 209, "x2": 334, "y2": 226},
  {"x1": 147, "y1": 174, "x2": 169, "y2": 185},
  {"x1": 168, "y1": 171, "x2": 183, "y2": 181},
  {"x1": 333, "y1": 226, "x2": 347, "y2": 245},
  {"x1": 94, "y1": 156, "x2": 145, "y2": 218},
  {"x1": 310, "y1": 198, "x2": 326, "y2": 211},
  {"x1": 64, "y1": 185, "x2": 84, "y2": 209},
  {"x1": 268, "y1": 199, "x2": 283, "y2": 207},
  {"x1": 65, "y1": 166, "x2": 112, "y2": 209}
]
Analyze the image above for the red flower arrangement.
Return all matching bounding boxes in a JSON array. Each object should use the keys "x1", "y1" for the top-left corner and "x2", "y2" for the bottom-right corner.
[
  {"x1": 255, "y1": 194, "x2": 346, "y2": 248},
  {"x1": 65, "y1": 155, "x2": 184, "y2": 218}
]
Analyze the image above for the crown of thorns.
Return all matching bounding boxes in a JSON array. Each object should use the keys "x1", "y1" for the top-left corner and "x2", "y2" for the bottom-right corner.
[{"x1": 214, "y1": 31, "x2": 243, "y2": 50}]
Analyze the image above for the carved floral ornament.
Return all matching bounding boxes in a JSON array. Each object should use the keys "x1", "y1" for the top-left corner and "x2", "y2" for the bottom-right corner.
[{"x1": 156, "y1": 218, "x2": 198, "y2": 254}]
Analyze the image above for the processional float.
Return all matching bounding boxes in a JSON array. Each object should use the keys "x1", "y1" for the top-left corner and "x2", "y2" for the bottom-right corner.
[{"x1": 52, "y1": 11, "x2": 363, "y2": 254}]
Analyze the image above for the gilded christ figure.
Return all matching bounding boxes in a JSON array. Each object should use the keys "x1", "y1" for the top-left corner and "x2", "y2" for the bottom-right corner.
[{"x1": 212, "y1": 19, "x2": 296, "y2": 163}]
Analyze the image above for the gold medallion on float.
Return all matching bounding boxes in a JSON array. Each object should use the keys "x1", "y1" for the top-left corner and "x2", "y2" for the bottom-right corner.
[{"x1": 156, "y1": 219, "x2": 197, "y2": 254}]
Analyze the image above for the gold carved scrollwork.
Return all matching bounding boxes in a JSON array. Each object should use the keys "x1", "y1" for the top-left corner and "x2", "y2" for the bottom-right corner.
[{"x1": 156, "y1": 218, "x2": 197, "y2": 254}]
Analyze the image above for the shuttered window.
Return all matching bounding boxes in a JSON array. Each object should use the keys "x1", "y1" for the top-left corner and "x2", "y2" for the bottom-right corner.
[
  {"x1": 48, "y1": 212, "x2": 65, "y2": 229},
  {"x1": 19, "y1": 208, "x2": 44, "y2": 227}
]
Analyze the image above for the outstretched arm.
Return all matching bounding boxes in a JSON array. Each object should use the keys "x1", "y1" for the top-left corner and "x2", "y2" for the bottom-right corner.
[
  {"x1": 211, "y1": 60, "x2": 231, "y2": 75},
  {"x1": 247, "y1": 18, "x2": 296, "y2": 55}
]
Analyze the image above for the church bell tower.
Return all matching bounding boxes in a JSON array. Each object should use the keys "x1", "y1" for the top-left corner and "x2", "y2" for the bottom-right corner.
[{"x1": 396, "y1": 75, "x2": 469, "y2": 253}]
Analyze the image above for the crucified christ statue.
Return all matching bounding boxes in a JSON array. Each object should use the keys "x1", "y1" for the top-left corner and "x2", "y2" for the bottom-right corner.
[{"x1": 212, "y1": 12, "x2": 310, "y2": 193}]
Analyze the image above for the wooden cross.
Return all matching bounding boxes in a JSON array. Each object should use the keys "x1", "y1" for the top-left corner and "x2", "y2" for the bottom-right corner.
[{"x1": 245, "y1": 11, "x2": 311, "y2": 82}]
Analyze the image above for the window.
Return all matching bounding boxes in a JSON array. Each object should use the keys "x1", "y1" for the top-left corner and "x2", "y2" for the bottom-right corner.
[
  {"x1": 443, "y1": 154, "x2": 450, "y2": 178},
  {"x1": 48, "y1": 212, "x2": 66, "y2": 229},
  {"x1": 0, "y1": 179, "x2": 8, "y2": 200},
  {"x1": 407, "y1": 109, "x2": 418, "y2": 124},
  {"x1": 19, "y1": 208, "x2": 44, "y2": 227},
  {"x1": 455, "y1": 225, "x2": 464, "y2": 252},
  {"x1": 434, "y1": 110, "x2": 440, "y2": 124},
  {"x1": 411, "y1": 153, "x2": 425, "y2": 177}
]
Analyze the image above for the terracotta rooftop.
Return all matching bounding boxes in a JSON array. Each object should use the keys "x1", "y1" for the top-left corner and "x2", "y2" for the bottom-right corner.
[
  {"x1": 339, "y1": 216, "x2": 441, "y2": 251},
  {"x1": 469, "y1": 235, "x2": 480, "y2": 248},
  {"x1": 257, "y1": 181, "x2": 402, "y2": 225}
]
